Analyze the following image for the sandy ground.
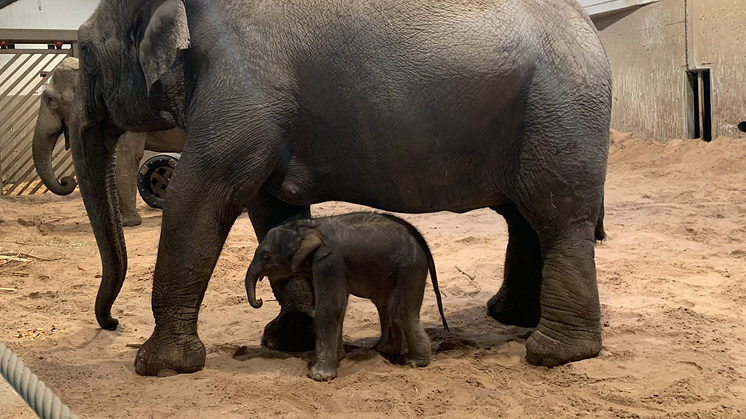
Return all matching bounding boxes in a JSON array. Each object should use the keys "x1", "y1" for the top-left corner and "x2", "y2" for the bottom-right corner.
[{"x1": 1, "y1": 130, "x2": 746, "y2": 418}]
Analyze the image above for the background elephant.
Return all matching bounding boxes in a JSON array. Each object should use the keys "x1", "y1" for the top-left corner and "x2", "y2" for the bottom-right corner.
[
  {"x1": 71, "y1": 0, "x2": 611, "y2": 376},
  {"x1": 32, "y1": 57, "x2": 186, "y2": 226}
]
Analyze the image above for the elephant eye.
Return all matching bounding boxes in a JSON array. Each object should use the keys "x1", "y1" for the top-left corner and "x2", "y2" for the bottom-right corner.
[
  {"x1": 262, "y1": 253, "x2": 273, "y2": 262},
  {"x1": 80, "y1": 43, "x2": 97, "y2": 67}
]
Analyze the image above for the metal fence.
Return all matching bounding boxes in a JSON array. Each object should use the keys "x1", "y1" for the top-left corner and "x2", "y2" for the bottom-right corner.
[{"x1": 0, "y1": 29, "x2": 77, "y2": 196}]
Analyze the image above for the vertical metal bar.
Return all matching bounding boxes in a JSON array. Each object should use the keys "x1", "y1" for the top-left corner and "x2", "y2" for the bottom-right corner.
[{"x1": 686, "y1": 70, "x2": 700, "y2": 140}]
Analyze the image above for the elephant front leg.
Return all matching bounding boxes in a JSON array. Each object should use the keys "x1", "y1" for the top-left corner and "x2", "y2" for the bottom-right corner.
[
  {"x1": 116, "y1": 132, "x2": 146, "y2": 227},
  {"x1": 247, "y1": 188, "x2": 316, "y2": 352},
  {"x1": 308, "y1": 266, "x2": 348, "y2": 382},
  {"x1": 488, "y1": 203, "x2": 542, "y2": 327},
  {"x1": 134, "y1": 164, "x2": 246, "y2": 376}
]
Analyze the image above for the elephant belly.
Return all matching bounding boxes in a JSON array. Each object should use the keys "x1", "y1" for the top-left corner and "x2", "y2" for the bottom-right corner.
[{"x1": 264, "y1": 152, "x2": 509, "y2": 214}]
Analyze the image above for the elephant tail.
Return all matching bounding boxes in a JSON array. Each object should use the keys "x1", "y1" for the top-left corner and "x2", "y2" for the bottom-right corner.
[
  {"x1": 424, "y1": 239, "x2": 449, "y2": 332},
  {"x1": 380, "y1": 213, "x2": 449, "y2": 332},
  {"x1": 594, "y1": 196, "x2": 606, "y2": 242}
]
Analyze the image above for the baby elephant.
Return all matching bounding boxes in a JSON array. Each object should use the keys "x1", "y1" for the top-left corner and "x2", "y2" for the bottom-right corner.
[{"x1": 245, "y1": 212, "x2": 449, "y2": 381}]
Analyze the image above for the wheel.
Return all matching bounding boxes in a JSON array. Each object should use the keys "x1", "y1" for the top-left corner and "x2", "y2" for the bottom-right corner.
[{"x1": 137, "y1": 153, "x2": 180, "y2": 209}]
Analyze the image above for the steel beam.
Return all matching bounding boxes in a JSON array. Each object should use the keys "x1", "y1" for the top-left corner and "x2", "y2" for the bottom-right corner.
[{"x1": 0, "y1": 29, "x2": 78, "y2": 44}]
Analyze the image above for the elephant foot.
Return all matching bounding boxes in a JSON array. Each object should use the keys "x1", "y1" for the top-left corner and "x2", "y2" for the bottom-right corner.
[
  {"x1": 373, "y1": 339, "x2": 401, "y2": 359},
  {"x1": 261, "y1": 310, "x2": 315, "y2": 352},
  {"x1": 487, "y1": 291, "x2": 540, "y2": 328},
  {"x1": 390, "y1": 353, "x2": 430, "y2": 367},
  {"x1": 399, "y1": 353, "x2": 430, "y2": 367},
  {"x1": 134, "y1": 330, "x2": 206, "y2": 376},
  {"x1": 524, "y1": 325, "x2": 601, "y2": 367},
  {"x1": 122, "y1": 212, "x2": 143, "y2": 227},
  {"x1": 308, "y1": 363, "x2": 337, "y2": 381}
]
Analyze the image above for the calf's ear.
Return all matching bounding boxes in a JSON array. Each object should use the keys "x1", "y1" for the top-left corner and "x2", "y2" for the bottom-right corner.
[
  {"x1": 139, "y1": 0, "x2": 190, "y2": 94},
  {"x1": 291, "y1": 229, "x2": 330, "y2": 272}
]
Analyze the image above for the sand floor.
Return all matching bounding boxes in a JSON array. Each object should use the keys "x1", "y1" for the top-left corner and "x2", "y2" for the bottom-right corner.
[{"x1": 1, "y1": 130, "x2": 745, "y2": 418}]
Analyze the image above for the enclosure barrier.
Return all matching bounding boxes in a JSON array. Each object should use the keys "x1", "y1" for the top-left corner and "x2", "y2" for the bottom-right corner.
[
  {"x1": 0, "y1": 341, "x2": 79, "y2": 419},
  {"x1": 0, "y1": 29, "x2": 77, "y2": 196}
]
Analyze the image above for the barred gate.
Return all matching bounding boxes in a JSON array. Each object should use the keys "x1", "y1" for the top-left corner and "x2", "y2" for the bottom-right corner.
[{"x1": 0, "y1": 29, "x2": 77, "y2": 196}]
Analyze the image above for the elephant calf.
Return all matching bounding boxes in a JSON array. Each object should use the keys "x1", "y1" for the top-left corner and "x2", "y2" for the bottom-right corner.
[{"x1": 245, "y1": 212, "x2": 449, "y2": 381}]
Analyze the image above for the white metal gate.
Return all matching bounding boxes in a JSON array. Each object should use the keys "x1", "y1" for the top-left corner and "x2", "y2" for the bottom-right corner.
[{"x1": 0, "y1": 29, "x2": 77, "y2": 195}]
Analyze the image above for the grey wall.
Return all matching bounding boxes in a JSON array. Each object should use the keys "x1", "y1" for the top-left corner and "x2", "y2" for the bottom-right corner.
[{"x1": 593, "y1": 0, "x2": 746, "y2": 141}]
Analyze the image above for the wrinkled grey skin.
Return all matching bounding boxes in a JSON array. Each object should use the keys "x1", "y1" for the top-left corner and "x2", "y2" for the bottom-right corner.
[
  {"x1": 32, "y1": 57, "x2": 185, "y2": 227},
  {"x1": 246, "y1": 212, "x2": 449, "y2": 381},
  {"x1": 71, "y1": 0, "x2": 611, "y2": 376}
]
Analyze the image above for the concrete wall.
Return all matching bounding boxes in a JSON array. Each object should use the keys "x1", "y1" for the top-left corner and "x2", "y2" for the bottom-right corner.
[
  {"x1": 594, "y1": 0, "x2": 688, "y2": 140},
  {"x1": 594, "y1": 0, "x2": 746, "y2": 141}
]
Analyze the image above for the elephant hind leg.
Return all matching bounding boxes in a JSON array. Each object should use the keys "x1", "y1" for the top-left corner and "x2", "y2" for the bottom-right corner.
[
  {"x1": 525, "y1": 225, "x2": 602, "y2": 366},
  {"x1": 509, "y1": 187, "x2": 603, "y2": 367},
  {"x1": 487, "y1": 202, "x2": 542, "y2": 328},
  {"x1": 392, "y1": 269, "x2": 430, "y2": 367}
]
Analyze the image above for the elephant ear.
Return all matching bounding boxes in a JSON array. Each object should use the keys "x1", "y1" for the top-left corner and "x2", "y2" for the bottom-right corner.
[
  {"x1": 291, "y1": 229, "x2": 330, "y2": 272},
  {"x1": 139, "y1": 0, "x2": 190, "y2": 94}
]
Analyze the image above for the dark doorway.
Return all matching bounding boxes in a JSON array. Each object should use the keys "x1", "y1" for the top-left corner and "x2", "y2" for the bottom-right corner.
[{"x1": 687, "y1": 69, "x2": 712, "y2": 142}]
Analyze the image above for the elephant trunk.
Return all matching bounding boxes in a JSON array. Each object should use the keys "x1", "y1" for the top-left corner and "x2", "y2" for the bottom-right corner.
[
  {"x1": 245, "y1": 265, "x2": 264, "y2": 309},
  {"x1": 32, "y1": 97, "x2": 76, "y2": 195},
  {"x1": 70, "y1": 83, "x2": 127, "y2": 330}
]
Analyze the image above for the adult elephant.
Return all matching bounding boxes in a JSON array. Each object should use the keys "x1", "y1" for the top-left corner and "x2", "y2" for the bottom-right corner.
[
  {"x1": 32, "y1": 57, "x2": 186, "y2": 226},
  {"x1": 71, "y1": 0, "x2": 611, "y2": 376}
]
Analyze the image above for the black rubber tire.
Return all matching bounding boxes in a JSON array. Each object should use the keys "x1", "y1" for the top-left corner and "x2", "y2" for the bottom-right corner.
[{"x1": 137, "y1": 153, "x2": 180, "y2": 209}]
